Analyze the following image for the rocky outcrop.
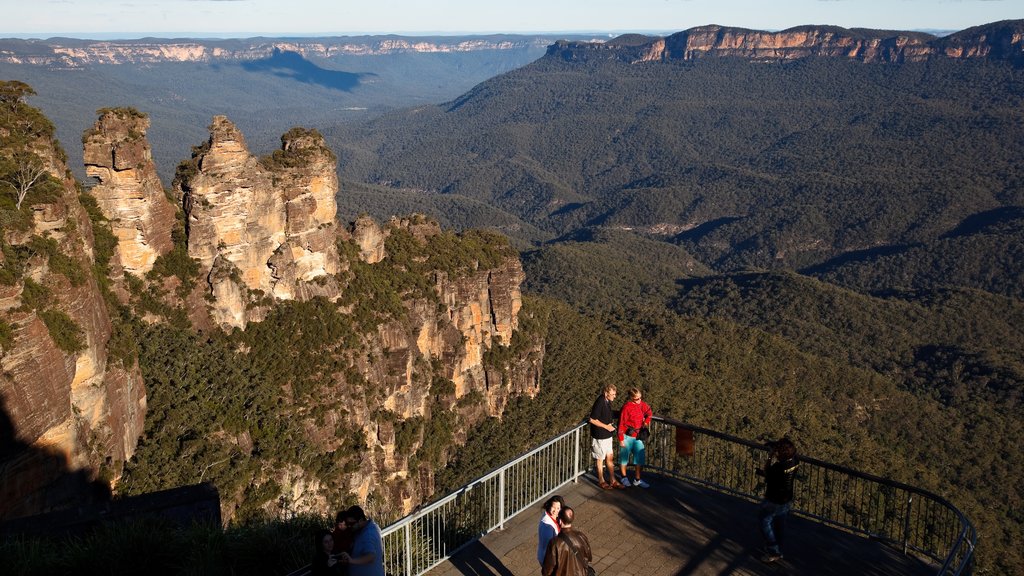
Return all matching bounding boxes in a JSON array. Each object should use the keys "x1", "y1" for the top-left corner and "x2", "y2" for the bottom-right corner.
[
  {"x1": 936, "y1": 20, "x2": 1024, "y2": 62},
  {"x1": 178, "y1": 117, "x2": 341, "y2": 328},
  {"x1": 351, "y1": 215, "x2": 387, "y2": 264},
  {"x1": 547, "y1": 20, "x2": 1024, "y2": 64},
  {"x1": 1, "y1": 119, "x2": 146, "y2": 520},
  {"x1": 83, "y1": 108, "x2": 175, "y2": 276},
  {"x1": 333, "y1": 218, "x2": 541, "y2": 511}
]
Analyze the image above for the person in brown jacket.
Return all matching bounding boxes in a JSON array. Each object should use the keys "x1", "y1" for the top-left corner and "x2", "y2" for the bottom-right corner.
[{"x1": 542, "y1": 506, "x2": 594, "y2": 576}]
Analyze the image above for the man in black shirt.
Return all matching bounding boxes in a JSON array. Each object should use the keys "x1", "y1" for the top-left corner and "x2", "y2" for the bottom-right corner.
[
  {"x1": 756, "y1": 437, "x2": 798, "y2": 562},
  {"x1": 588, "y1": 385, "x2": 624, "y2": 489}
]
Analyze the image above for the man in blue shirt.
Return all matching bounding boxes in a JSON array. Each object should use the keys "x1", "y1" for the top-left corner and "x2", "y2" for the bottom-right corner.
[{"x1": 339, "y1": 505, "x2": 385, "y2": 576}]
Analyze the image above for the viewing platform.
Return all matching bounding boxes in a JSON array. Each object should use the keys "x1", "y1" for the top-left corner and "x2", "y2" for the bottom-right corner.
[
  {"x1": 375, "y1": 418, "x2": 975, "y2": 576},
  {"x1": 427, "y1": 473, "x2": 934, "y2": 575}
]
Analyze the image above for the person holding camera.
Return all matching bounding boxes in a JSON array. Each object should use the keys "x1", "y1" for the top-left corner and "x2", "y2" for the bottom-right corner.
[
  {"x1": 312, "y1": 531, "x2": 342, "y2": 576},
  {"x1": 337, "y1": 505, "x2": 384, "y2": 576},
  {"x1": 588, "y1": 384, "x2": 625, "y2": 490},
  {"x1": 756, "y1": 437, "x2": 799, "y2": 563},
  {"x1": 617, "y1": 387, "x2": 652, "y2": 488}
]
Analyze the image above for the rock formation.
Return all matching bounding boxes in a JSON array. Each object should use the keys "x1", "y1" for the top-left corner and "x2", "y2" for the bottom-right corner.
[
  {"x1": 177, "y1": 117, "x2": 341, "y2": 328},
  {"x1": 4, "y1": 98, "x2": 542, "y2": 525},
  {"x1": 1, "y1": 100, "x2": 146, "y2": 520},
  {"x1": 326, "y1": 216, "x2": 541, "y2": 513},
  {"x1": 83, "y1": 108, "x2": 175, "y2": 276}
]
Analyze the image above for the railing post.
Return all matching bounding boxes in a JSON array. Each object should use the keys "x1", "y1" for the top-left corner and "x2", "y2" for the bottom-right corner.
[
  {"x1": 573, "y1": 426, "x2": 581, "y2": 483},
  {"x1": 499, "y1": 468, "x2": 506, "y2": 530},
  {"x1": 902, "y1": 491, "x2": 913, "y2": 555},
  {"x1": 404, "y1": 522, "x2": 412, "y2": 576}
]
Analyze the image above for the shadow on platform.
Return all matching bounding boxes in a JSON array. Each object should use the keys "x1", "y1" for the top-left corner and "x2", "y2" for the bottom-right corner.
[{"x1": 428, "y1": 473, "x2": 935, "y2": 576}]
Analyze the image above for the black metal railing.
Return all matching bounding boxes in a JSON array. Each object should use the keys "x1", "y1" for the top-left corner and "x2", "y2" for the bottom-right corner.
[{"x1": 645, "y1": 416, "x2": 976, "y2": 575}]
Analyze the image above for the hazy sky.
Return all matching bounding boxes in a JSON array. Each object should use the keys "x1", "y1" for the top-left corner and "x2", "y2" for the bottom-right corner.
[{"x1": 1, "y1": 0, "x2": 1020, "y2": 38}]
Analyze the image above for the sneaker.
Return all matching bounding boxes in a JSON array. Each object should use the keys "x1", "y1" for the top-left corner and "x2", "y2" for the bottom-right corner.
[
  {"x1": 621, "y1": 477, "x2": 632, "y2": 487},
  {"x1": 761, "y1": 552, "x2": 783, "y2": 563},
  {"x1": 634, "y1": 478, "x2": 650, "y2": 489}
]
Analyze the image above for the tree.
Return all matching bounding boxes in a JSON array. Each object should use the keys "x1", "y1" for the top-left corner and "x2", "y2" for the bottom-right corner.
[
  {"x1": 0, "y1": 152, "x2": 50, "y2": 210},
  {"x1": 0, "y1": 80, "x2": 35, "y2": 124}
]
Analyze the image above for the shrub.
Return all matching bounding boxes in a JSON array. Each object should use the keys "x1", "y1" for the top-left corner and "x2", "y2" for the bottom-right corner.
[{"x1": 39, "y1": 309, "x2": 86, "y2": 353}]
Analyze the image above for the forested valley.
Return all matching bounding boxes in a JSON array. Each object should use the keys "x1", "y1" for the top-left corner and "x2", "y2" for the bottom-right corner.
[
  {"x1": 324, "y1": 49, "x2": 1024, "y2": 574},
  {"x1": 2, "y1": 24, "x2": 1023, "y2": 575}
]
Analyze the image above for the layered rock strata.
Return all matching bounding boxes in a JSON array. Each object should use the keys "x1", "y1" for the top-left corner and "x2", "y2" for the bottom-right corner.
[
  {"x1": 178, "y1": 117, "x2": 341, "y2": 328},
  {"x1": 547, "y1": 20, "x2": 1024, "y2": 64},
  {"x1": 83, "y1": 108, "x2": 175, "y2": 276},
  {"x1": 1, "y1": 124, "x2": 146, "y2": 520}
]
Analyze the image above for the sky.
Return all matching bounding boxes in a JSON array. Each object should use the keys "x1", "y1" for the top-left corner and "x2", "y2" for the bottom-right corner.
[{"x1": 1, "y1": 0, "x2": 1020, "y2": 39}]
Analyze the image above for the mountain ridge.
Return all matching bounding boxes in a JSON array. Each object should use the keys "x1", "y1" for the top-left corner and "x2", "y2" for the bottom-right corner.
[
  {"x1": 547, "y1": 19, "x2": 1024, "y2": 64},
  {"x1": 0, "y1": 34, "x2": 595, "y2": 67}
]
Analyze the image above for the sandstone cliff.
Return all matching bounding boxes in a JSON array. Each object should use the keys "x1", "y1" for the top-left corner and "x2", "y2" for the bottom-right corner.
[
  {"x1": 1, "y1": 92, "x2": 145, "y2": 519},
  {"x1": 338, "y1": 218, "x2": 541, "y2": 512},
  {"x1": 83, "y1": 108, "x2": 175, "y2": 277},
  {"x1": 4, "y1": 94, "x2": 542, "y2": 526},
  {"x1": 177, "y1": 117, "x2": 341, "y2": 328},
  {"x1": 547, "y1": 20, "x2": 1024, "y2": 64},
  {"x1": 0, "y1": 36, "x2": 559, "y2": 67}
]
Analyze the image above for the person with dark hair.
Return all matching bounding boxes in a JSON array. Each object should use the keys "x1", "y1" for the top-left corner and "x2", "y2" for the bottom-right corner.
[
  {"x1": 617, "y1": 387, "x2": 653, "y2": 488},
  {"x1": 338, "y1": 505, "x2": 384, "y2": 576},
  {"x1": 311, "y1": 530, "x2": 341, "y2": 576},
  {"x1": 537, "y1": 495, "x2": 565, "y2": 568},
  {"x1": 588, "y1": 384, "x2": 625, "y2": 490},
  {"x1": 542, "y1": 506, "x2": 593, "y2": 576},
  {"x1": 331, "y1": 509, "x2": 354, "y2": 574},
  {"x1": 756, "y1": 437, "x2": 799, "y2": 563}
]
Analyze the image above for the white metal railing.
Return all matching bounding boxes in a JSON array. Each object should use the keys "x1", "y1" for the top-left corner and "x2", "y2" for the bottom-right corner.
[
  {"x1": 379, "y1": 423, "x2": 588, "y2": 576},
  {"x1": 290, "y1": 417, "x2": 975, "y2": 576}
]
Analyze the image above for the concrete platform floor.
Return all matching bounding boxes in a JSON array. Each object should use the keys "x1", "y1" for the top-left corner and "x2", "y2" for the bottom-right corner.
[{"x1": 426, "y1": 473, "x2": 936, "y2": 576}]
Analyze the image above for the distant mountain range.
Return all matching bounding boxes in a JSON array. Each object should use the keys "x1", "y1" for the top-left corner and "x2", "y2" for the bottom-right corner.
[
  {"x1": 0, "y1": 34, "x2": 596, "y2": 182},
  {"x1": 0, "y1": 35, "x2": 587, "y2": 66}
]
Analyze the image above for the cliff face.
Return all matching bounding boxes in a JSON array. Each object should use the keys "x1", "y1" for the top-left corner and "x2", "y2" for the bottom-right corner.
[
  {"x1": 0, "y1": 37, "x2": 557, "y2": 67},
  {"x1": 1, "y1": 110, "x2": 145, "y2": 519},
  {"x1": 178, "y1": 117, "x2": 341, "y2": 328},
  {"x1": 342, "y1": 221, "x2": 540, "y2": 510},
  {"x1": 547, "y1": 20, "x2": 1024, "y2": 64},
  {"x1": 83, "y1": 108, "x2": 175, "y2": 277}
]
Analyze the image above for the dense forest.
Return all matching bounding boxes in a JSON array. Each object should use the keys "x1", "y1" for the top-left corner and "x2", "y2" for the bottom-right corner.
[{"x1": 319, "y1": 50, "x2": 1024, "y2": 574}]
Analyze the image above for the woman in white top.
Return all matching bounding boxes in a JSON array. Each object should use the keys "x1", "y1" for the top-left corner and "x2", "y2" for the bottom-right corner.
[{"x1": 537, "y1": 495, "x2": 565, "y2": 568}]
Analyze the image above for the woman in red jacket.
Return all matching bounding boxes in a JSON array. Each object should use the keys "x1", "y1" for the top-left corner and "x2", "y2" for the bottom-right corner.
[{"x1": 617, "y1": 387, "x2": 653, "y2": 488}]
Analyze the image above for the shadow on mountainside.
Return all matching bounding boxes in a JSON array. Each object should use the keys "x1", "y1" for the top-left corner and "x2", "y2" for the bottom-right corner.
[
  {"x1": 240, "y1": 48, "x2": 370, "y2": 91},
  {"x1": 0, "y1": 395, "x2": 111, "y2": 523},
  {"x1": 939, "y1": 205, "x2": 1024, "y2": 239}
]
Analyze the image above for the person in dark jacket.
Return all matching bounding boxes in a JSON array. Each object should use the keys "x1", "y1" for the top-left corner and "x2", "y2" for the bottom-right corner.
[
  {"x1": 542, "y1": 506, "x2": 593, "y2": 576},
  {"x1": 756, "y1": 437, "x2": 799, "y2": 563},
  {"x1": 311, "y1": 530, "x2": 342, "y2": 576},
  {"x1": 331, "y1": 509, "x2": 354, "y2": 575}
]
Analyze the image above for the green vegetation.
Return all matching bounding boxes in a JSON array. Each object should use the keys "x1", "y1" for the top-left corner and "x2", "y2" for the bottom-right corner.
[
  {"x1": 0, "y1": 317, "x2": 13, "y2": 351},
  {"x1": 38, "y1": 309, "x2": 86, "y2": 353},
  {"x1": 331, "y1": 57, "x2": 1024, "y2": 273}
]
